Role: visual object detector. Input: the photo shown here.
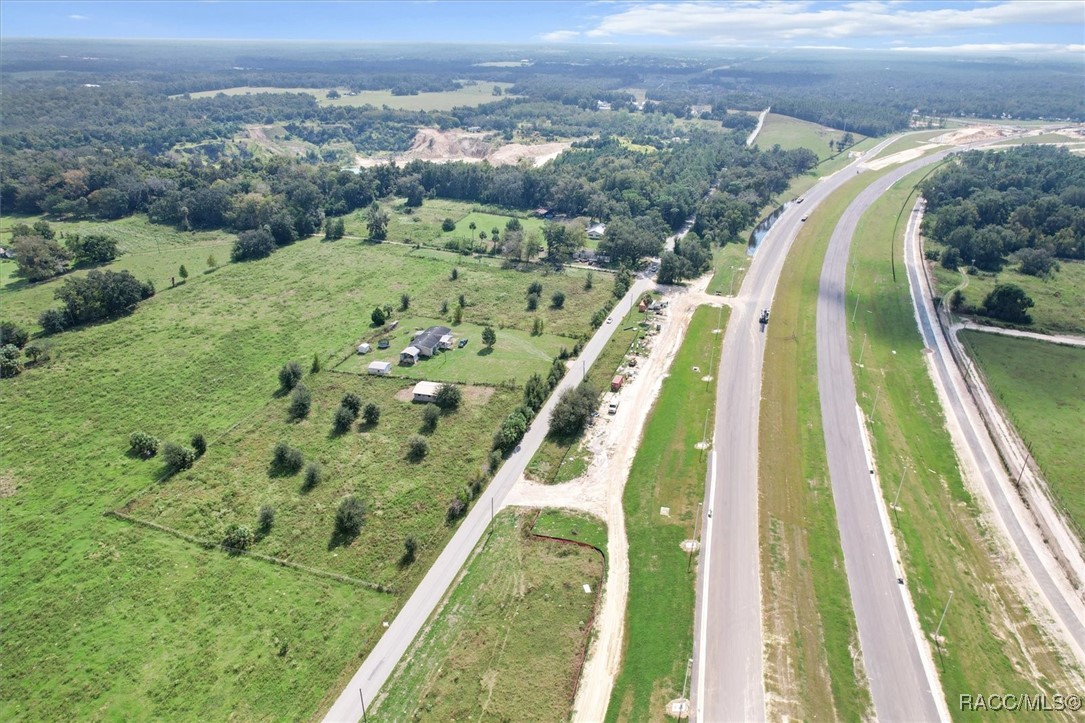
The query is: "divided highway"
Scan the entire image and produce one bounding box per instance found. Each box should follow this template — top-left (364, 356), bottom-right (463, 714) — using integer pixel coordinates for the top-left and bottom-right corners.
top-left (692, 137), bottom-right (900, 722)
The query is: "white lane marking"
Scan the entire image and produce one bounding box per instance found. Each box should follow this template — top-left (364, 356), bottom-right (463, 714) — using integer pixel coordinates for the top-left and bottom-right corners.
top-left (696, 451), bottom-right (717, 721)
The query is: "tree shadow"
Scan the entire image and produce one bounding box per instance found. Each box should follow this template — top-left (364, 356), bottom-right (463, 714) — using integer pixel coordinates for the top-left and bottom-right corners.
top-left (477, 347), bottom-right (494, 357)
top-left (327, 527), bottom-right (359, 551)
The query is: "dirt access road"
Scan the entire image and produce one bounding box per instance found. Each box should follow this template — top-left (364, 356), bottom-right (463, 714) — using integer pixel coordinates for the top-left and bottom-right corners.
top-left (505, 274), bottom-right (726, 722)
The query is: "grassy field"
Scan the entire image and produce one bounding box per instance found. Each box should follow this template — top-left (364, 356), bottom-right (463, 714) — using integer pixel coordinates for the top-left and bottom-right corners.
top-left (958, 331), bottom-right (1085, 540)
top-left (705, 241), bottom-right (750, 295)
top-left (350, 197), bottom-right (546, 251)
top-left (755, 113), bottom-right (867, 162)
top-left (126, 373), bottom-right (516, 585)
top-left (928, 253), bottom-right (1085, 335)
top-left (182, 80), bottom-right (514, 111)
top-left (532, 508), bottom-right (609, 558)
top-left (374, 508), bottom-right (603, 721)
top-left (759, 182), bottom-right (872, 719)
top-left (605, 305), bottom-right (723, 722)
top-left (848, 169), bottom-right (1084, 713)
top-left (526, 304), bottom-right (642, 483)
top-left (0, 219), bottom-right (607, 718)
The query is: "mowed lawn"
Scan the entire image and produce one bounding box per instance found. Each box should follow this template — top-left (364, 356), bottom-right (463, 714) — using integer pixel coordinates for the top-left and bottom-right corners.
top-left (755, 113), bottom-right (864, 162)
top-left (0, 228), bottom-right (606, 719)
top-left (606, 305), bottom-right (722, 722)
top-left (358, 197), bottom-right (545, 249)
top-left (959, 331), bottom-right (1085, 539)
top-left (375, 509), bottom-right (603, 721)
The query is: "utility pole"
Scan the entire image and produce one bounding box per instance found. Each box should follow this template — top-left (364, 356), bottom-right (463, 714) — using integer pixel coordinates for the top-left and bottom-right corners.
top-left (359, 689), bottom-right (368, 723)
top-left (892, 467), bottom-right (907, 510)
top-left (871, 384), bottom-right (882, 414)
top-left (851, 293), bottom-right (861, 323)
top-left (688, 502), bottom-right (702, 571)
top-left (1013, 440), bottom-right (1033, 490)
top-left (857, 333), bottom-right (868, 367)
top-left (934, 589), bottom-right (954, 662)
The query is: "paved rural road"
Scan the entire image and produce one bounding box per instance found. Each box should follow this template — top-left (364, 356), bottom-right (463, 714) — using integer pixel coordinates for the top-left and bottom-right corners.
top-left (906, 202), bottom-right (1085, 661)
top-left (815, 150), bottom-right (963, 721)
top-left (323, 276), bottom-right (653, 723)
top-left (693, 136), bottom-right (901, 723)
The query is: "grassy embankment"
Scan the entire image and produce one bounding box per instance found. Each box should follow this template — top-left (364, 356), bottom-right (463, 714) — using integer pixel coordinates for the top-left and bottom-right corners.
top-left (848, 169), bottom-right (1084, 713)
top-left (958, 331), bottom-right (1085, 541)
top-left (605, 305), bottom-right (724, 722)
top-left (0, 223), bottom-right (608, 720)
top-left (759, 175), bottom-right (875, 720)
top-left (928, 254), bottom-right (1085, 335)
top-left (754, 112), bottom-right (878, 198)
top-left (374, 509), bottom-right (604, 721)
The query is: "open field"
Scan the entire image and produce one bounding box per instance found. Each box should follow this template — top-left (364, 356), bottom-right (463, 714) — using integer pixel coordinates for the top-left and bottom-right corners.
top-left (126, 372), bottom-right (516, 584)
top-left (605, 305), bottom-right (722, 722)
top-left (532, 508), bottom-right (608, 558)
top-left (929, 253), bottom-right (1085, 335)
top-left (0, 225), bottom-right (606, 718)
top-left (374, 509), bottom-right (603, 721)
top-left (759, 186), bottom-right (871, 718)
top-left (1, 215), bottom-right (234, 329)
top-left (958, 331), bottom-right (1085, 540)
top-left (526, 304), bottom-right (641, 484)
top-left (350, 197), bottom-right (546, 250)
top-left (755, 113), bottom-right (867, 162)
top-left (848, 169), bottom-right (1083, 712)
top-left (182, 80), bottom-right (514, 111)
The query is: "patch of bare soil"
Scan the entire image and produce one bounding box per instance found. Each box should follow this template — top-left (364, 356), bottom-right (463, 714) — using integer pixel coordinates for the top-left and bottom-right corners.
top-left (0, 472), bottom-right (17, 498)
top-left (355, 128), bottom-right (572, 168)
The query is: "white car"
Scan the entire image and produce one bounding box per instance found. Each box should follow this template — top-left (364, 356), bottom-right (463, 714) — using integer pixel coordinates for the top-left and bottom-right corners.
top-left (606, 316), bottom-right (613, 324)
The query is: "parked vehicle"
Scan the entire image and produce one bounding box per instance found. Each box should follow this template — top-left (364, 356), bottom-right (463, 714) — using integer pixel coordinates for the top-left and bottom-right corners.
top-left (458, 338), bottom-right (469, 348)
top-left (608, 400), bottom-right (620, 414)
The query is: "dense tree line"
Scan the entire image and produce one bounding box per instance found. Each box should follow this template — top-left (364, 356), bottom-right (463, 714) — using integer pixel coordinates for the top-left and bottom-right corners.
top-left (921, 146), bottom-right (1085, 270)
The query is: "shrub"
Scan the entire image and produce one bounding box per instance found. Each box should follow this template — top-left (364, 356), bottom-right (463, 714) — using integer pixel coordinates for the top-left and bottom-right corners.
top-left (940, 246), bottom-right (962, 270)
top-left (289, 384), bottom-right (312, 419)
top-left (0, 321), bottom-right (29, 349)
top-left (982, 283), bottom-right (1034, 324)
top-left (0, 345), bottom-right (23, 379)
top-left (258, 505), bottom-right (275, 533)
top-left (362, 402), bottom-right (381, 425)
top-left (482, 326), bottom-right (496, 347)
top-left (440, 299), bottom-right (449, 315)
top-left (310, 353), bottom-right (321, 374)
top-left (222, 524), bottom-right (253, 552)
top-left (422, 405), bottom-right (440, 432)
top-left (407, 435), bottom-right (429, 461)
top-left (279, 361), bottom-right (304, 391)
top-left (400, 293), bottom-right (410, 311)
top-left (458, 293), bottom-right (466, 308)
top-left (450, 267), bottom-right (459, 280)
top-left (523, 373), bottom-right (549, 413)
top-left (590, 308), bottom-right (606, 328)
top-left (453, 305), bottom-right (463, 324)
top-left (231, 228), bottom-right (276, 262)
top-left (273, 441), bottom-right (304, 473)
top-left (401, 536), bottom-right (418, 565)
top-left (532, 317), bottom-right (544, 336)
top-left (434, 383), bottom-right (462, 410)
top-left (488, 449), bottom-right (504, 475)
top-left (335, 496), bottom-right (366, 536)
top-left (446, 498), bottom-right (468, 523)
top-left (38, 308), bottom-right (70, 335)
top-left (161, 442), bottom-right (197, 474)
top-left (528, 281), bottom-right (543, 296)
top-left (1017, 247), bottom-right (1059, 277)
top-left (341, 392), bottom-right (363, 414)
top-left (371, 306), bottom-right (387, 326)
top-left (23, 344), bottom-right (47, 365)
top-left (191, 433), bottom-right (207, 457)
top-left (304, 462), bottom-right (323, 490)
top-left (333, 404), bottom-right (357, 434)
top-left (442, 218), bottom-right (456, 232)
top-left (526, 292), bottom-right (539, 311)
top-left (493, 409), bottom-right (528, 452)
top-left (129, 431), bottom-right (159, 459)
top-left (551, 291), bottom-right (566, 309)
top-left (585, 272), bottom-right (593, 290)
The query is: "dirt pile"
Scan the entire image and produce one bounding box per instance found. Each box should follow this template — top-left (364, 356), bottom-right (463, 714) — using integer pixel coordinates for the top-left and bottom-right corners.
top-left (356, 128), bottom-right (572, 168)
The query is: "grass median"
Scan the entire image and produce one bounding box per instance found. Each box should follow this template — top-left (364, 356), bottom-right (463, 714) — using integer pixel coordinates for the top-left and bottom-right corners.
top-left (605, 305), bottom-right (724, 722)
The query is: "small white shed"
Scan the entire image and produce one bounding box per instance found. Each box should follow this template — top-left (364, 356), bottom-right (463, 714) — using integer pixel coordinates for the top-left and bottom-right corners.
top-left (412, 381), bottom-right (442, 403)
top-left (439, 334), bottom-right (455, 350)
top-left (400, 346), bottom-right (420, 365)
top-left (357, 342), bottom-right (372, 355)
top-left (368, 361), bottom-right (392, 376)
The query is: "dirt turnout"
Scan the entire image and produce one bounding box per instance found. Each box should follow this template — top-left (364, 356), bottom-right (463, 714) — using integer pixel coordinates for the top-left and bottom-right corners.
top-left (355, 127), bottom-right (571, 168)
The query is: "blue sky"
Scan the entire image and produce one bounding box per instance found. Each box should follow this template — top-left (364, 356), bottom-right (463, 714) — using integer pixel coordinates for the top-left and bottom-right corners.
top-left (2, 1), bottom-right (1082, 54)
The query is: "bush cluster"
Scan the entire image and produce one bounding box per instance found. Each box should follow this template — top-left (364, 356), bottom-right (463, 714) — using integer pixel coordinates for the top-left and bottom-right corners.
top-left (273, 441), bottom-right (304, 473)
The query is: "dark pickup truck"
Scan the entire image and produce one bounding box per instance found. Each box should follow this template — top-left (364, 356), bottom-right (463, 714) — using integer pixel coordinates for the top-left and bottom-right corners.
top-left (759, 309), bottom-right (770, 325)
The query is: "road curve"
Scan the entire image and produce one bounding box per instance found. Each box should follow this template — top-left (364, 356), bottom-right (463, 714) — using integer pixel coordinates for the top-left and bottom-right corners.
top-left (816, 150), bottom-right (959, 721)
top-left (693, 135), bottom-right (901, 722)
top-left (322, 276), bottom-right (653, 723)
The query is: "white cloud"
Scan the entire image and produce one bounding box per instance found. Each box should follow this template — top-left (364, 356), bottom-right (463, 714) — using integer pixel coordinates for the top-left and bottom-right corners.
top-left (891, 42), bottom-right (1085, 55)
top-left (68, 14), bottom-right (89, 20)
top-left (560, 1), bottom-right (1084, 46)
top-left (541, 29), bottom-right (582, 42)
